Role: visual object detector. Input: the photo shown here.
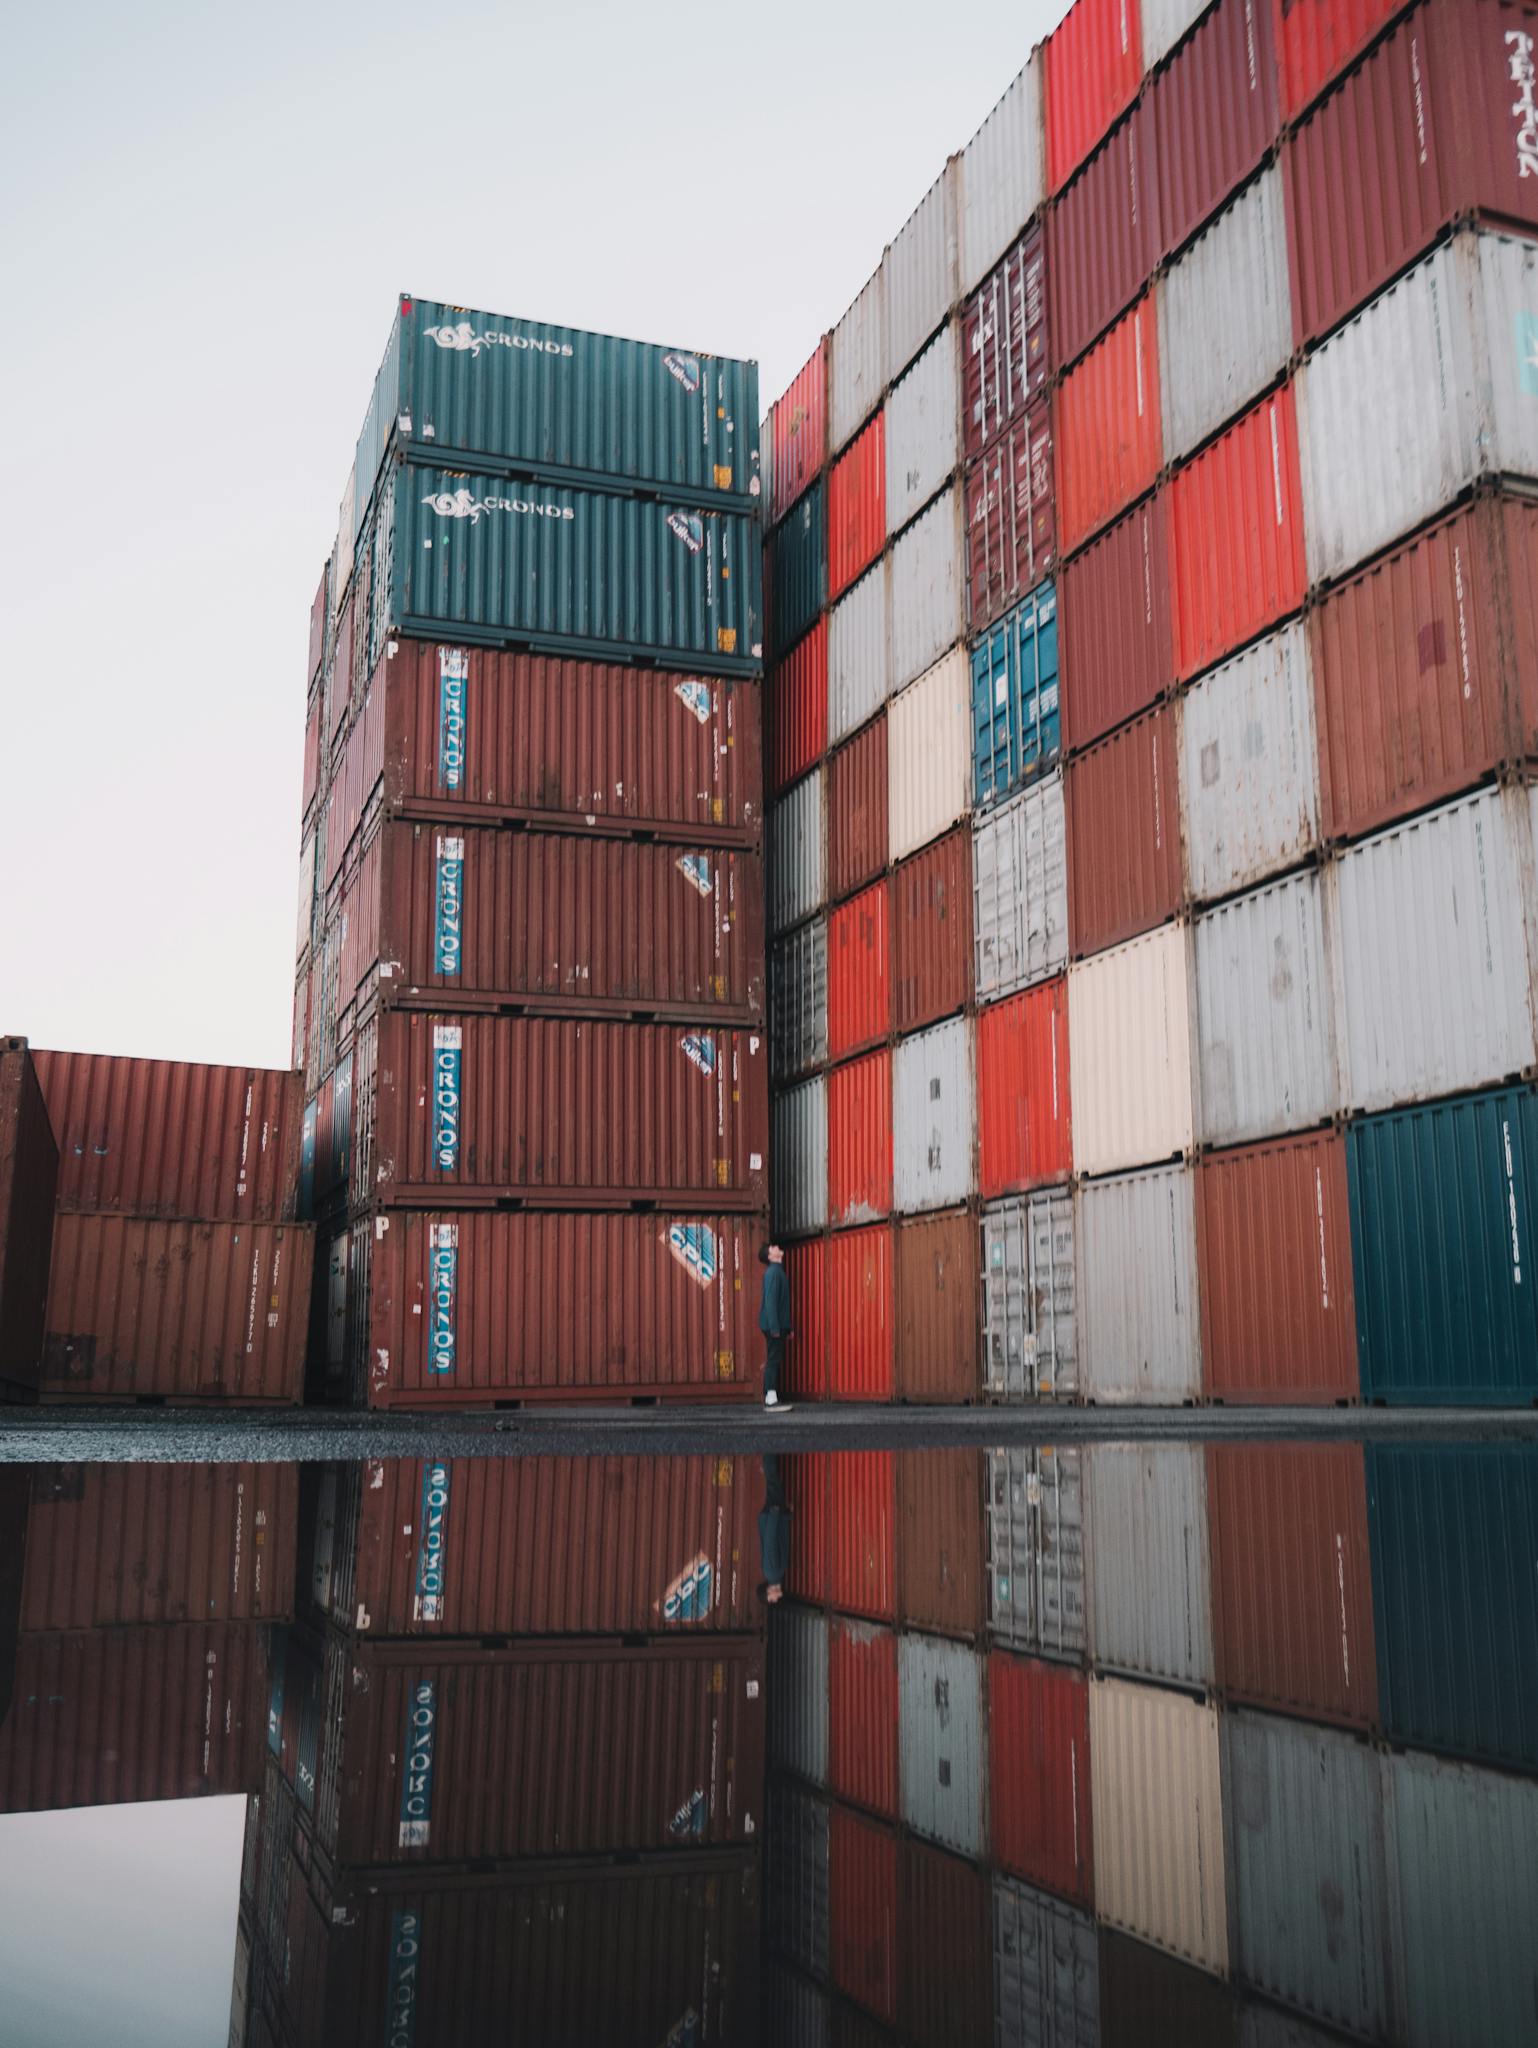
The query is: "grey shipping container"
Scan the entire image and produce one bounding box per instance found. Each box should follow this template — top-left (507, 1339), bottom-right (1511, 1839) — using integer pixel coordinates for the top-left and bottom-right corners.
top-left (772, 1078), bottom-right (829, 1239)
top-left (1087, 1443), bottom-right (1214, 1690)
top-left (828, 561), bottom-right (891, 746)
top-left (766, 1964), bottom-right (831, 2048)
top-left (769, 1603), bottom-right (829, 1789)
top-left (981, 1190), bottom-right (1077, 1401)
top-left (894, 1016), bottom-right (976, 1213)
top-left (891, 489), bottom-right (964, 694)
top-left (974, 774), bottom-right (1068, 1005)
top-left (766, 1780), bottom-right (830, 1982)
top-left (886, 323), bottom-right (960, 536)
top-left (993, 1875), bottom-right (1100, 2048)
top-left (770, 919), bottom-right (829, 1081)
top-left (898, 1631), bottom-right (987, 1858)
top-left (1078, 1164), bottom-right (1202, 1404)
top-left (767, 770), bottom-right (826, 937)
top-left (831, 268), bottom-right (887, 457)
top-left (987, 1446), bottom-right (1088, 1661)
top-left (884, 163), bottom-right (959, 387)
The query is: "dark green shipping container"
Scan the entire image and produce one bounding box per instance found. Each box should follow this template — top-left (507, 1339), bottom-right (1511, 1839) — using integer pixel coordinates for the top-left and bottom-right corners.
top-left (768, 479), bottom-right (826, 659)
top-left (1346, 1083), bottom-right (1538, 1404)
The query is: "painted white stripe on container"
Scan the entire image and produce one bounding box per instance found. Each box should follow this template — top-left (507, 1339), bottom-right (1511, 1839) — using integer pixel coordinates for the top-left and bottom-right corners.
top-left (1141, 0), bottom-right (1213, 68)
top-left (890, 489), bottom-right (964, 694)
top-left (828, 561), bottom-right (891, 747)
top-left (894, 1015), bottom-right (976, 1212)
top-left (960, 61), bottom-right (1045, 294)
top-left (1078, 1164), bottom-right (1202, 1403)
top-left (981, 1189), bottom-right (1078, 1402)
top-left (1067, 924), bottom-right (1195, 1177)
top-left (889, 649), bottom-right (972, 861)
top-left (898, 1631), bottom-right (986, 1857)
top-left (974, 773), bottom-right (1068, 1002)
top-left (766, 769), bottom-right (825, 936)
top-left (884, 161), bottom-right (960, 388)
top-left (886, 323), bottom-right (960, 537)
top-left (1088, 1443), bottom-right (1213, 1689)
top-left (769, 917), bottom-right (828, 1082)
top-left (772, 1077), bottom-right (828, 1237)
top-left (830, 266), bottom-right (888, 457)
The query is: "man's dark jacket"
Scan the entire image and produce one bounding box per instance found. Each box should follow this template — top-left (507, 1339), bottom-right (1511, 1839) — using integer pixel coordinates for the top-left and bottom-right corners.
top-left (759, 1262), bottom-right (792, 1337)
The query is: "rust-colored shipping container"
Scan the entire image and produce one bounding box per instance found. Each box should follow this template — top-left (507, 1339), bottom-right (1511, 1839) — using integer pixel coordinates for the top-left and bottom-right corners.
top-left (1056, 297), bottom-right (1163, 556)
top-left (20, 1463), bottom-right (297, 1629)
top-left (1196, 1130), bottom-right (1358, 1403)
top-left (976, 981), bottom-right (1073, 1199)
top-left (962, 227), bottom-right (1050, 461)
top-left (1152, 0), bottom-right (1281, 260)
top-left (827, 714), bottom-right (890, 904)
top-left (828, 1048), bottom-right (894, 1228)
top-left (307, 560), bottom-right (328, 685)
top-left (358, 1208), bottom-right (761, 1405)
top-left (366, 1011), bottom-right (768, 1209)
top-left (301, 686), bottom-right (323, 826)
top-left (1169, 382), bottom-right (1306, 684)
top-left (963, 403), bottom-right (1057, 632)
top-left (1284, 0), bottom-right (1538, 347)
top-left (1050, 105), bottom-right (1160, 374)
top-left (1045, 0), bottom-right (1144, 194)
top-left (0, 1038), bottom-right (57, 1396)
top-left (989, 1650), bottom-right (1094, 1907)
top-left (786, 1453), bottom-right (831, 1603)
top-left (826, 1224), bottom-right (895, 1400)
top-left (1207, 1442), bottom-right (1379, 1728)
top-left (34, 1051), bottom-right (304, 1225)
top-left (40, 1215), bottom-right (311, 1404)
top-left (1099, 1928), bottom-right (1238, 2047)
top-left (1278, 0), bottom-right (1404, 119)
top-left (829, 1615), bottom-right (901, 1819)
top-left (1065, 702), bottom-right (1182, 957)
top-left (894, 1209), bottom-right (979, 1402)
top-left (829, 1451), bottom-right (897, 1622)
top-left (769, 620), bottom-right (828, 798)
top-left (897, 1449), bottom-right (985, 1638)
top-left (827, 884), bottom-right (891, 1063)
top-left (829, 412), bottom-right (887, 601)
top-left (1311, 495), bottom-right (1538, 843)
top-left (830, 1804), bottom-right (900, 2026)
top-left (1059, 493), bottom-right (1175, 751)
top-left (891, 828), bottom-right (973, 1036)
top-left (770, 339), bottom-right (830, 524)
top-left (0, 1622), bottom-right (263, 1811)
top-left (900, 1839), bottom-right (993, 2048)
top-left (785, 1236), bottom-right (828, 1399)
top-left (328, 590), bottom-right (356, 751)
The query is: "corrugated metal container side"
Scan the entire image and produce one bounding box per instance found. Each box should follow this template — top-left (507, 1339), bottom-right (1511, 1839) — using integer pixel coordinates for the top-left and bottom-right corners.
top-left (963, 228), bottom-right (1050, 460)
top-left (828, 1049), bottom-right (894, 1228)
top-left (831, 268), bottom-right (889, 458)
top-left (770, 1788), bottom-right (832, 1984)
top-left (1224, 1712), bottom-right (1391, 2044)
top-left (884, 162), bottom-right (959, 387)
top-left (1208, 1444), bottom-right (1377, 1726)
top-left (1179, 619), bottom-right (1319, 900)
top-left (829, 1615), bottom-right (900, 1819)
top-left (770, 1603), bottom-right (831, 1788)
top-left (994, 1877), bottom-right (1100, 2048)
top-left (829, 561), bottom-right (891, 748)
top-left (770, 619), bottom-right (829, 797)
top-left (894, 1210), bottom-right (979, 1402)
top-left (1088, 1443), bottom-right (1213, 1686)
top-left (1059, 494), bottom-right (1174, 751)
top-left (786, 1453), bottom-right (831, 1604)
top-left (981, 1191), bottom-right (1079, 1401)
top-left (1049, 106), bottom-right (1159, 374)
top-left (987, 1446), bottom-right (1087, 1656)
top-left (975, 775), bottom-right (1068, 1004)
top-left (894, 1016), bottom-right (976, 1214)
top-left (826, 1224), bottom-right (895, 1401)
top-left (1045, 0), bottom-right (1143, 194)
top-left (786, 1236), bottom-right (828, 1398)
top-left (963, 402), bottom-right (1057, 631)
top-left (1196, 1129), bottom-right (1359, 1403)
top-left (829, 1805), bottom-right (900, 2025)
top-left (1278, 0), bottom-right (1403, 119)
top-left (771, 917), bottom-right (829, 1082)
top-left (897, 1632), bottom-right (986, 1857)
top-left (989, 1652), bottom-right (1094, 1906)
top-left (1348, 1084), bottom-right (1538, 1404)
top-left (0, 1039), bottom-right (57, 1395)
top-left (828, 412), bottom-right (887, 602)
top-left (1299, 232), bottom-right (1538, 588)
top-left (1384, 1748), bottom-right (1538, 2048)
top-left (1098, 1930), bottom-right (1239, 2048)
top-left (41, 1216), bottom-right (310, 1405)
top-left (1067, 924), bottom-right (1195, 1177)
top-left (1170, 384), bottom-right (1307, 685)
top-left (891, 489), bottom-right (964, 693)
top-left (770, 339), bottom-right (830, 525)
top-left (887, 324), bottom-right (958, 538)
top-left (768, 767), bottom-right (826, 937)
top-left (1285, 0), bottom-right (1538, 349)
top-left (891, 827), bottom-right (973, 1036)
top-left (901, 1839), bottom-right (994, 2048)
top-left (1079, 1162), bottom-right (1202, 1403)
top-left (307, 556), bottom-right (331, 683)
top-left (1238, 2008), bottom-right (1352, 2048)
top-left (775, 1079), bottom-right (830, 1238)
top-left (827, 714), bottom-right (890, 905)
top-left (1055, 296), bottom-right (1163, 556)
top-left (971, 582), bottom-right (1061, 810)
top-left (1088, 1677), bottom-right (1229, 1974)
top-left (976, 979), bottom-right (1073, 1199)
top-left (1152, 0), bottom-right (1280, 260)
top-left (898, 1448), bottom-right (986, 1637)
top-left (1065, 702), bottom-right (1182, 958)
top-left (1329, 785), bottom-right (1538, 1116)
top-left (1192, 870), bottom-right (1338, 1147)
top-left (1369, 1446), bottom-right (1538, 1768)
top-left (767, 1964), bottom-right (832, 2048)
top-left (1311, 496), bottom-right (1538, 843)
top-left (889, 649), bottom-right (972, 861)
top-left (769, 480), bottom-right (827, 659)
top-left (1142, 0), bottom-right (1212, 67)
top-left (827, 884), bottom-right (891, 1063)
top-left (960, 62), bottom-right (1046, 294)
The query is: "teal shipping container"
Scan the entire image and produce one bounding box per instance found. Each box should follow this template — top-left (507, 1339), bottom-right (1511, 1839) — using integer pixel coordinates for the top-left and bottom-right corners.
top-left (1346, 1084), bottom-right (1538, 1404)
top-left (971, 581), bottom-right (1059, 811)
top-left (768, 479), bottom-right (826, 659)
top-left (350, 295), bottom-right (759, 523)
top-left (1367, 1446), bottom-right (1538, 1771)
top-left (357, 460), bottom-right (762, 678)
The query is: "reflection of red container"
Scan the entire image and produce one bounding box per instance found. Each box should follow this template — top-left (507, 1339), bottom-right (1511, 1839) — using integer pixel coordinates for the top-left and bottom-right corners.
top-left (895, 1210), bottom-right (979, 1402)
top-left (827, 714), bottom-right (889, 903)
top-left (962, 227), bottom-right (1050, 460)
top-left (891, 828), bottom-right (973, 1036)
top-left (769, 620), bottom-right (828, 797)
top-left (976, 982), bottom-right (1072, 1199)
top-left (829, 1615), bottom-right (900, 1818)
top-left (1065, 702), bottom-right (1182, 957)
top-left (963, 404), bottom-right (1057, 632)
top-left (769, 339), bottom-right (829, 524)
top-left (828, 883), bottom-right (891, 1062)
top-left (1056, 298), bottom-right (1162, 556)
top-left (829, 412), bottom-right (887, 600)
top-left (827, 1224), bottom-right (895, 1399)
top-left (828, 1049), bottom-right (894, 1227)
top-left (1060, 493), bottom-right (1174, 751)
top-left (902, 1840), bottom-right (993, 2048)
top-left (1045, 0), bottom-right (1143, 195)
top-left (829, 1450), bottom-right (896, 1621)
top-left (988, 1649), bottom-right (1094, 1906)
top-left (1050, 107), bottom-right (1159, 372)
top-left (898, 1449), bottom-right (985, 1638)
top-left (786, 1453), bottom-right (831, 1602)
top-left (1151, 0), bottom-right (1280, 260)
top-left (785, 1236), bottom-right (828, 1399)
top-left (830, 1805), bottom-right (900, 2026)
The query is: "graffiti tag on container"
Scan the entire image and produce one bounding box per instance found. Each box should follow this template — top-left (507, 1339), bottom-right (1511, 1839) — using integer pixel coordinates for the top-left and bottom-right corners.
top-left (669, 1788), bottom-right (708, 1837)
top-left (680, 1033), bottom-right (716, 1077)
top-left (675, 852), bottom-right (714, 899)
top-left (662, 1552), bottom-right (714, 1624)
top-left (667, 510), bottom-right (705, 554)
top-left (666, 1222), bottom-right (718, 1289)
top-left (663, 351), bottom-right (702, 393)
top-left (674, 677), bottom-right (713, 725)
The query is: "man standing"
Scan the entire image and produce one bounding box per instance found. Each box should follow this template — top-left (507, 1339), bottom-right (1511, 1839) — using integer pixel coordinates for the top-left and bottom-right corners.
top-left (758, 1242), bottom-right (792, 1409)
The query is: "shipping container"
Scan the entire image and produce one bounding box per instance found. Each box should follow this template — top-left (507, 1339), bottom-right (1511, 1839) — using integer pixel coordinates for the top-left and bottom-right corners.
top-left (768, 1963), bottom-right (833, 2048)
top-left (960, 62), bottom-right (1046, 295)
top-left (786, 1454), bottom-right (831, 1605)
top-left (786, 1237), bottom-right (828, 1398)
top-left (888, 650), bottom-right (972, 862)
top-left (828, 1050), bottom-right (893, 1228)
top-left (894, 1210), bottom-right (979, 1401)
top-left (770, 339), bottom-right (830, 525)
top-left (1059, 494), bottom-right (1174, 751)
top-left (831, 269), bottom-right (888, 458)
top-left (1152, 0), bottom-right (1280, 260)
top-left (768, 767), bottom-right (826, 936)
top-left (829, 561), bottom-right (891, 748)
top-left (307, 556), bottom-right (331, 684)
top-left (993, 1878), bottom-right (1100, 2048)
top-left (775, 1079), bottom-right (829, 1239)
top-left (827, 885), bottom-right (891, 1062)
top-left (891, 489), bottom-right (964, 693)
top-left (1278, 0), bottom-right (1404, 119)
top-left (981, 1192), bottom-right (1078, 1401)
top-left (891, 827), bottom-right (972, 1035)
top-left (1196, 1129), bottom-right (1360, 1403)
top-left (974, 775), bottom-right (1068, 1005)
top-left (829, 1616), bottom-right (900, 1820)
top-left (894, 1017), bottom-right (975, 1213)
top-left (0, 1038), bottom-right (56, 1396)
top-left (1065, 702), bottom-right (1182, 958)
top-left (829, 1805), bottom-right (900, 2025)
top-left (962, 227), bottom-right (1050, 460)
top-left (1142, 0), bottom-right (1212, 68)
top-left (1045, 0), bottom-right (1143, 194)
top-left (829, 1451), bottom-right (897, 1622)
top-left (989, 1653), bottom-right (1094, 1906)
top-left (1089, 1677), bottom-right (1229, 1973)
top-left (977, 980), bottom-right (1073, 1199)
top-left (1099, 1929), bottom-right (1239, 2048)
top-left (963, 402), bottom-right (1057, 630)
top-left (898, 1449), bottom-right (985, 1636)
top-left (1079, 1162), bottom-right (1202, 1403)
top-left (1067, 923), bottom-right (1195, 1177)
top-left (829, 413), bottom-right (887, 602)
top-left (770, 1781), bottom-right (831, 1980)
top-left (826, 1225), bottom-right (895, 1400)
top-left (1050, 107), bottom-right (1159, 374)
top-left (898, 1633), bottom-right (986, 1856)
top-left (901, 1839), bottom-right (993, 2048)
top-left (1056, 296), bottom-right (1162, 555)
top-left (771, 917), bottom-right (829, 1082)
top-left (1088, 1443), bottom-right (1213, 1686)
top-left (769, 480), bottom-right (826, 661)
top-left (771, 620), bottom-right (829, 797)
top-left (887, 325), bottom-right (958, 537)
top-left (972, 582), bottom-right (1061, 810)
top-left (884, 163), bottom-right (959, 387)
top-left (827, 715), bottom-right (890, 903)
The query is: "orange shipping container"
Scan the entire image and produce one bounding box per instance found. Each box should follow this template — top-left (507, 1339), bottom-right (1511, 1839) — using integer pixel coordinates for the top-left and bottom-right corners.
top-left (1065, 702), bottom-right (1183, 958)
top-left (976, 981), bottom-right (1073, 1199)
top-left (1045, 0), bottom-right (1144, 194)
top-left (829, 1450), bottom-right (897, 1621)
top-left (829, 1615), bottom-right (901, 1819)
top-left (769, 619), bottom-right (829, 797)
top-left (829, 412), bottom-right (887, 601)
top-left (785, 1236), bottom-right (828, 1399)
top-left (769, 339), bottom-right (830, 524)
top-left (827, 883), bottom-right (891, 1062)
top-left (1056, 297), bottom-right (1162, 556)
top-left (828, 1048), bottom-right (894, 1227)
top-left (898, 1449), bottom-right (985, 1638)
top-left (894, 1209), bottom-right (979, 1403)
top-left (891, 827), bottom-right (973, 1035)
top-left (827, 1224), bottom-right (895, 1399)
top-left (827, 713), bottom-right (890, 903)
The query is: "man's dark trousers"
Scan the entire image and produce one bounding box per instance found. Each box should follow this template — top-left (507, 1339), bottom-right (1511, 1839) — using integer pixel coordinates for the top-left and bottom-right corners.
top-left (763, 1333), bottom-right (785, 1399)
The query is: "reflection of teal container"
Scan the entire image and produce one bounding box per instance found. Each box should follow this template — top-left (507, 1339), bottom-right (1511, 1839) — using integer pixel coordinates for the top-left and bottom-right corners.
top-left (768, 478), bottom-right (826, 658)
top-left (971, 582), bottom-right (1059, 810)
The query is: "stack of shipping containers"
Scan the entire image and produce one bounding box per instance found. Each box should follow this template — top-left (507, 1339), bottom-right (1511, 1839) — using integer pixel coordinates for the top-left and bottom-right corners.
top-left (0, 1037), bottom-right (58, 1400)
top-left (293, 296), bottom-right (768, 1408)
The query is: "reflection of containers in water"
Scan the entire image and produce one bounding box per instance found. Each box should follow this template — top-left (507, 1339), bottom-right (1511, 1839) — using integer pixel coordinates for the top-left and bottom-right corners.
top-left (767, 1780), bottom-right (830, 1981)
top-left (898, 1448), bottom-right (986, 1640)
top-left (0, 1037), bottom-right (57, 1396)
top-left (785, 1453), bottom-right (831, 1606)
top-left (826, 1223), bottom-right (895, 1401)
top-left (1079, 1163), bottom-right (1202, 1405)
top-left (993, 1877), bottom-right (1100, 2047)
top-left (902, 1837), bottom-right (994, 2048)
top-left (973, 772), bottom-right (1068, 1006)
top-left (981, 1189), bottom-right (1077, 1401)
top-left (1087, 1443), bottom-right (1213, 1690)
top-left (829, 1804), bottom-right (900, 2026)
top-left (898, 1632), bottom-right (987, 1858)
top-left (988, 1650), bottom-right (1094, 1907)
top-left (971, 581), bottom-right (1061, 811)
top-left (977, 980), bottom-right (1073, 1200)
top-left (829, 1614), bottom-right (900, 1821)
top-left (986, 1446), bottom-right (1087, 1660)
top-left (894, 1017), bottom-right (976, 1214)
top-left (894, 1209), bottom-right (979, 1403)
top-left (768, 1602), bottom-right (829, 1787)
top-left (828, 1450), bottom-right (897, 1623)
top-left (891, 825), bottom-right (973, 1036)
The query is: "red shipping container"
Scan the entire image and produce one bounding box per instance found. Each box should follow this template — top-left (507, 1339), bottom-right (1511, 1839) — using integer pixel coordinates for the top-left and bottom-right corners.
top-left (1100, 1930), bottom-right (1238, 2046)
top-left (976, 981), bottom-right (1072, 1199)
top-left (1056, 297), bottom-right (1162, 557)
top-left (769, 338), bottom-right (830, 525)
top-left (829, 1616), bottom-right (901, 1818)
top-left (786, 1452), bottom-right (831, 1603)
top-left (829, 1450), bottom-right (897, 1621)
top-left (827, 883), bottom-right (891, 1061)
top-left (1060, 492), bottom-right (1175, 751)
top-left (1169, 382), bottom-right (1306, 684)
top-left (770, 619), bottom-right (829, 797)
top-left (1285, 0), bottom-right (1538, 344)
top-left (897, 1449), bottom-right (985, 1637)
top-left (827, 714), bottom-right (890, 903)
top-left (891, 829), bottom-right (973, 1035)
top-left (1312, 496), bottom-right (1538, 842)
top-left (0, 1038), bottom-right (57, 1397)
top-left (900, 1840), bottom-right (993, 2048)
top-left (1050, 105), bottom-right (1160, 374)
top-left (830, 1805), bottom-right (900, 2025)
top-left (1045, 0), bottom-right (1145, 194)
top-left (328, 591), bottom-right (355, 748)
top-left (827, 1224), bottom-right (895, 1399)
top-left (1279, 0), bottom-right (1404, 118)
top-left (1196, 1130), bottom-right (1359, 1403)
top-left (829, 412), bottom-right (887, 601)
top-left (301, 689), bottom-right (323, 824)
top-left (1207, 1442), bottom-right (1379, 1728)
top-left (963, 226), bottom-right (1051, 460)
top-left (894, 1209), bottom-right (979, 1403)
top-left (828, 1048), bottom-right (894, 1227)
top-left (785, 1235), bottom-right (828, 1398)
top-left (963, 403), bottom-right (1058, 632)
top-left (41, 1214), bottom-right (311, 1405)
top-left (1065, 701), bottom-right (1183, 957)
top-left (1152, 0), bottom-right (1281, 260)
top-left (988, 1650), bottom-right (1094, 1906)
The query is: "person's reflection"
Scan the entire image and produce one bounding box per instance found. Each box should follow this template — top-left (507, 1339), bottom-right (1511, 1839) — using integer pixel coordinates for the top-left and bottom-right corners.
top-left (758, 1453), bottom-right (791, 1605)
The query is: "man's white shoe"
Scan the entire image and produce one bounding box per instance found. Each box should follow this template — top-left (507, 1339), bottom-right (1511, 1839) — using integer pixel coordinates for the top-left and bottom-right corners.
top-left (764, 1390), bottom-right (779, 1407)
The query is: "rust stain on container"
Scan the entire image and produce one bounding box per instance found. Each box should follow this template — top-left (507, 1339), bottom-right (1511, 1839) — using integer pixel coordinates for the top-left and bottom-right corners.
top-left (1065, 701), bottom-right (1183, 958)
top-left (0, 1038), bottom-right (57, 1396)
top-left (898, 1448), bottom-right (986, 1637)
top-left (828, 1048), bottom-right (894, 1228)
top-left (891, 827), bottom-right (974, 1036)
top-left (827, 713), bottom-right (890, 904)
top-left (829, 1615), bottom-right (900, 1819)
top-left (1050, 105), bottom-right (1160, 373)
top-left (1060, 493), bottom-right (1174, 752)
top-left (826, 1224), bottom-right (895, 1400)
top-left (827, 883), bottom-right (891, 1062)
top-left (895, 1209), bottom-right (979, 1402)
top-left (1151, 0), bottom-right (1281, 260)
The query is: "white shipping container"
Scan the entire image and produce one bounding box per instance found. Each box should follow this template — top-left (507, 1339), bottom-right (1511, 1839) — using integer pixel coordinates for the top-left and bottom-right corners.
top-left (981, 1189), bottom-right (1077, 1401)
top-left (296, 827), bottom-right (317, 961)
top-left (886, 323), bottom-right (959, 537)
top-left (959, 60), bottom-right (1045, 294)
top-left (1193, 869), bottom-right (1339, 1147)
top-left (1141, 0), bottom-right (1212, 68)
top-left (1068, 925), bottom-right (1196, 1177)
top-left (828, 562), bottom-right (891, 746)
top-left (1088, 1443), bottom-right (1213, 1689)
top-left (974, 773), bottom-right (1068, 1002)
top-left (1179, 618), bottom-right (1319, 900)
top-left (1299, 230), bottom-right (1538, 586)
top-left (769, 917), bottom-right (829, 1083)
top-left (890, 489), bottom-right (963, 693)
top-left (766, 769), bottom-right (825, 936)
top-left (830, 266), bottom-right (888, 457)
top-left (898, 1632), bottom-right (986, 1858)
top-left (772, 1078), bottom-right (828, 1237)
top-left (1328, 783), bottom-right (1538, 1115)
top-left (1089, 1676), bottom-right (1228, 1975)
top-left (884, 161), bottom-right (959, 388)
top-left (894, 1015), bottom-right (975, 1212)
top-left (1078, 1164), bottom-right (1202, 1403)
top-left (889, 649), bottom-right (972, 861)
